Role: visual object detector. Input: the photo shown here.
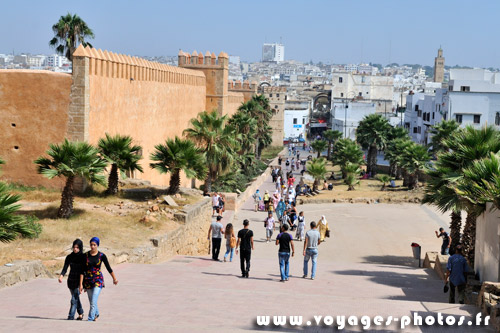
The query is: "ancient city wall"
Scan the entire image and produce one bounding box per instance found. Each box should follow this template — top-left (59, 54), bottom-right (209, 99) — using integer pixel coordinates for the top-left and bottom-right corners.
top-left (69, 46), bottom-right (207, 187)
top-left (0, 70), bottom-right (71, 188)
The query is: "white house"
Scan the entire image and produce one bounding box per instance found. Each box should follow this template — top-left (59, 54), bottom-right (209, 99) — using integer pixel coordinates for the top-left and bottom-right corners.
top-left (331, 100), bottom-right (376, 140)
top-left (284, 100), bottom-right (309, 140)
top-left (405, 69), bottom-right (500, 145)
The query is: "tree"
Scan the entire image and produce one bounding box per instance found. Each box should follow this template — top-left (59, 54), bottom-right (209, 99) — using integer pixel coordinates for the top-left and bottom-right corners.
top-left (98, 133), bottom-right (143, 195)
top-left (356, 114), bottom-right (391, 177)
top-left (184, 110), bottom-right (239, 192)
top-left (399, 142), bottom-right (430, 190)
top-left (429, 120), bottom-right (460, 155)
top-left (306, 158), bottom-right (328, 191)
top-left (238, 97), bottom-right (273, 159)
top-left (227, 111), bottom-right (258, 156)
top-left (424, 125), bottom-right (500, 265)
top-left (323, 129), bottom-right (342, 160)
top-left (385, 138), bottom-right (412, 180)
top-left (311, 140), bottom-right (328, 158)
top-left (344, 162), bottom-right (361, 191)
top-left (332, 139), bottom-right (364, 179)
top-left (0, 159), bottom-right (33, 242)
top-left (386, 127), bottom-right (410, 178)
top-left (35, 140), bottom-right (107, 218)
top-left (377, 175), bottom-right (392, 191)
top-left (49, 13), bottom-right (94, 62)
top-left (0, 182), bottom-right (34, 242)
top-left (150, 137), bottom-right (207, 195)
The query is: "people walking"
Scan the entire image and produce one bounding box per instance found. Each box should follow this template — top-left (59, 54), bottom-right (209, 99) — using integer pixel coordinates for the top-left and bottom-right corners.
top-left (236, 219), bottom-right (254, 278)
top-left (253, 189), bottom-right (262, 212)
top-left (278, 156), bottom-right (282, 165)
top-left (444, 245), bottom-right (469, 304)
top-left (208, 215), bottom-right (224, 261)
top-left (296, 211), bottom-right (305, 241)
top-left (317, 215), bottom-right (330, 242)
top-left (276, 224), bottom-right (295, 282)
top-left (218, 192), bottom-right (225, 216)
top-left (79, 237), bottom-right (118, 322)
top-left (435, 227), bottom-right (451, 255)
top-left (303, 222), bottom-right (321, 280)
top-left (224, 223), bottom-right (236, 262)
top-left (212, 192), bottom-right (220, 216)
top-left (265, 212), bottom-right (275, 243)
top-left (59, 239), bottom-right (85, 320)
top-left (263, 190), bottom-right (270, 211)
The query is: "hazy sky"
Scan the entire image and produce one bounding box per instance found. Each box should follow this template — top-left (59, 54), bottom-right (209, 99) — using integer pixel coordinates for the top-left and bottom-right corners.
top-left (1, 0), bottom-right (498, 67)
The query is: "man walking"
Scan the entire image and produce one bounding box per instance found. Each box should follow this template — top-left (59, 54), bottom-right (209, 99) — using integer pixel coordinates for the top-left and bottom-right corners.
top-left (253, 189), bottom-right (262, 212)
top-left (435, 227), bottom-right (451, 255)
top-left (303, 221), bottom-right (321, 280)
top-left (236, 219), bottom-right (254, 278)
top-left (211, 192), bottom-right (220, 216)
top-left (275, 224), bottom-right (294, 282)
top-left (445, 245), bottom-right (469, 304)
top-left (265, 212), bottom-right (275, 243)
top-left (207, 216), bottom-right (224, 261)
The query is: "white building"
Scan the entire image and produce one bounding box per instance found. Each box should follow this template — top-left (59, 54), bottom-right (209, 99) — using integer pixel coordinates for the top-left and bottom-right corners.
top-left (262, 43), bottom-right (285, 63)
top-left (405, 68), bottom-right (500, 145)
top-left (45, 54), bottom-right (65, 67)
top-left (331, 100), bottom-right (376, 140)
top-left (284, 100), bottom-right (309, 140)
top-left (28, 55), bottom-right (46, 67)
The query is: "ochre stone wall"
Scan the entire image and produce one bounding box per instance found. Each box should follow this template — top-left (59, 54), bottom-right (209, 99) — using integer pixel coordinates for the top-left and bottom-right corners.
top-left (0, 70), bottom-right (71, 188)
top-left (227, 91), bottom-right (244, 118)
top-left (70, 46), bottom-right (207, 187)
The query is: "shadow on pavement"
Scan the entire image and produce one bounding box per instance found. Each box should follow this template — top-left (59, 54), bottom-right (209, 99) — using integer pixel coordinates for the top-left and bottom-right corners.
top-left (202, 272), bottom-right (274, 281)
top-left (16, 316), bottom-right (67, 321)
top-left (362, 255), bottom-right (422, 267)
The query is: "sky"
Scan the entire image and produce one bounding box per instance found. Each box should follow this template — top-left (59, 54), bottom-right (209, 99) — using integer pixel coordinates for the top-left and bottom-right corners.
top-left (0, 0), bottom-right (498, 67)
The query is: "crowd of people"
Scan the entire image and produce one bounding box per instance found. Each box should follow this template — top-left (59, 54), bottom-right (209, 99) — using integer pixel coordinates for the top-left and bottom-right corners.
top-left (207, 143), bottom-right (331, 282)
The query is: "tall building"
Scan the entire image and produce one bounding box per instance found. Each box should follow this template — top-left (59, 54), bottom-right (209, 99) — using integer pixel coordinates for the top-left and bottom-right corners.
top-left (433, 47), bottom-right (445, 83)
top-left (262, 43), bottom-right (285, 63)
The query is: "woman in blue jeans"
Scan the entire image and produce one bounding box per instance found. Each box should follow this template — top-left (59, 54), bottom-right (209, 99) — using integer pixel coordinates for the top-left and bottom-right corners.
top-left (224, 223), bottom-right (235, 262)
top-left (79, 237), bottom-right (118, 321)
top-left (59, 239), bottom-right (85, 320)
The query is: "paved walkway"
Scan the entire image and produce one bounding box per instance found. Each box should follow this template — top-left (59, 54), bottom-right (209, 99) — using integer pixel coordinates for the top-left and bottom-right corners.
top-left (0, 148), bottom-right (492, 331)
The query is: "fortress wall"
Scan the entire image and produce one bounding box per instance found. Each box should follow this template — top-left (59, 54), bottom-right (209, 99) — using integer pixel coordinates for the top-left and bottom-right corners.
top-left (70, 46), bottom-right (207, 187)
top-left (227, 91), bottom-right (245, 118)
top-left (0, 70), bottom-right (71, 188)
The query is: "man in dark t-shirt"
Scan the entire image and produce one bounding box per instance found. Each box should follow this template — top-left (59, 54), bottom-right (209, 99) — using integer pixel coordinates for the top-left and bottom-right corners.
top-left (236, 219), bottom-right (254, 278)
top-left (275, 224), bottom-right (294, 282)
top-left (435, 227), bottom-right (451, 255)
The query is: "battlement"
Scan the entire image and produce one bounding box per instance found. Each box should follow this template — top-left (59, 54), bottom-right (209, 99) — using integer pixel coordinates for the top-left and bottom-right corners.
top-left (261, 86), bottom-right (287, 93)
top-left (72, 44), bottom-right (205, 86)
top-left (178, 50), bottom-right (228, 68)
top-left (228, 80), bottom-right (258, 91)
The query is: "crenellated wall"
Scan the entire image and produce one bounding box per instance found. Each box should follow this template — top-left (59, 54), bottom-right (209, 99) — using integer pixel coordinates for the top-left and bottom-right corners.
top-left (69, 45), bottom-right (207, 187)
top-left (228, 80), bottom-right (258, 103)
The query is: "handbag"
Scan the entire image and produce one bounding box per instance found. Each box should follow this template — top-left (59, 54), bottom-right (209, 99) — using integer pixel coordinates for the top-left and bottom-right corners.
top-left (230, 236), bottom-right (236, 249)
top-left (325, 229), bottom-right (330, 238)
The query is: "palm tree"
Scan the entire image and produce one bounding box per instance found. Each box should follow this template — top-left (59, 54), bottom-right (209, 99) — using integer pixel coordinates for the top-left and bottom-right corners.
top-left (429, 120), bottom-right (459, 155)
top-left (49, 13), bottom-right (94, 62)
top-left (385, 138), bottom-right (412, 180)
top-left (386, 127), bottom-right (410, 177)
top-left (356, 114), bottom-right (391, 177)
top-left (377, 175), bottom-right (392, 191)
top-left (311, 140), bottom-right (328, 158)
top-left (344, 162), bottom-right (361, 191)
top-left (458, 153), bottom-right (500, 210)
top-left (238, 99), bottom-right (273, 159)
top-left (399, 142), bottom-right (430, 190)
top-left (424, 125), bottom-right (500, 265)
top-left (228, 111), bottom-right (258, 155)
top-left (323, 130), bottom-right (342, 160)
top-left (98, 134), bottom-right (143, 195)
top-left (332, 138), bottom-right (364, 179)
top-left (0, 182), bottom-right (34, 242)
top-left (306, 158), bottom-right (328, 191)
top-left (150, 137), bottom-right (207, 195)
top-left (184, 110), bottom-right (239, 192)
top-left (35, 140), bottom-right (107, 218)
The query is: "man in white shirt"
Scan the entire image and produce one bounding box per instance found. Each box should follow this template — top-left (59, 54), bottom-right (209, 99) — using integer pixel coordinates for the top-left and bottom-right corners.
top-left (208, 216), bottom-right (224, 261)
top-left (212, 193), bottom-right (220, 216)
top-left (265, 212), bottom-right (275, 243)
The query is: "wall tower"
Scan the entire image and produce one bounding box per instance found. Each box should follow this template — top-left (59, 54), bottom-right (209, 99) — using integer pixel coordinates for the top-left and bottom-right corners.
top-left (434, 47), bottom-right (445, 83)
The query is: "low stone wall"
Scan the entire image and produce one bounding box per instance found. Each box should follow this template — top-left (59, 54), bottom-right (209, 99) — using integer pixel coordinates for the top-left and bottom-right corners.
top-left (0, 260), bottom-right (50, 289)
top-left (235, 148), bottom-right (286, 211)
top-left (107, 198), bottom-right (212, 265)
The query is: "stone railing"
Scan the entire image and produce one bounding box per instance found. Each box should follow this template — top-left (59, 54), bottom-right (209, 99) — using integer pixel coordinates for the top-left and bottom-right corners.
top-left (0, 260), bottom-right (50, 289)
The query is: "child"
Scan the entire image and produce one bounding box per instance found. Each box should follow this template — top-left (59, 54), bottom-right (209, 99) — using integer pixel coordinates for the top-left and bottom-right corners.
top-left (296, 212), bottom-right (305, 241)
top-left (59, 239), bottom-right (85, 320)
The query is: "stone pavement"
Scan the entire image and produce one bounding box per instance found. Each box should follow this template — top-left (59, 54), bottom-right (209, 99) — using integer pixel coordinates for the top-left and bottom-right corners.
top-left (0, 148), bottom-right (493, 331)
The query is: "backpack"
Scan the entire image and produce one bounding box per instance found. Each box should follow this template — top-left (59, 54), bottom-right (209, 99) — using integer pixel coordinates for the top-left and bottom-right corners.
top-left (230, 236), bottom-right (236, 248)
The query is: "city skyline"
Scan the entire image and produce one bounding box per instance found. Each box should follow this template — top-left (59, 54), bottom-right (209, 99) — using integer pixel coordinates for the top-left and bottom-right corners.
top-left (0, 0), bottom-right (498, 68)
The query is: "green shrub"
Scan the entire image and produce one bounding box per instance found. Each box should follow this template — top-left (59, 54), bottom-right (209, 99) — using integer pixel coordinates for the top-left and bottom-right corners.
top-left (22, 215), bottom-right (43, 239)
